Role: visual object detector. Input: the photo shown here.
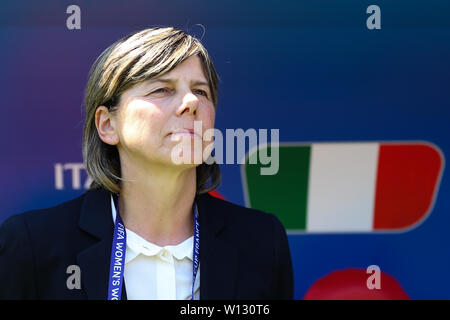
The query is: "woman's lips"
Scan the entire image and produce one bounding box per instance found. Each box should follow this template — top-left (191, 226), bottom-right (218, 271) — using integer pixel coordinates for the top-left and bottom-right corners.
top-left (168, 129), bottom-right (201, 139)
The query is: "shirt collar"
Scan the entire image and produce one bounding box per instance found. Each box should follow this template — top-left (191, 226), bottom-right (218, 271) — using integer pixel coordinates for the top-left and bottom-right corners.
top-left (110, 195), bottom-right (194, 263)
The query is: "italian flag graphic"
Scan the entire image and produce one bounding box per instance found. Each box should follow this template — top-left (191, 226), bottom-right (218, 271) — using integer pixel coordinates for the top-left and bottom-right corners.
top-left (242, 142), bottom-right (444, 232)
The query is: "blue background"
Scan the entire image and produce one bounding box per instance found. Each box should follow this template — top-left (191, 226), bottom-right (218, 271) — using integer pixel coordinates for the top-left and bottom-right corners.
top-left (0, 0), bottom-right (449, 299)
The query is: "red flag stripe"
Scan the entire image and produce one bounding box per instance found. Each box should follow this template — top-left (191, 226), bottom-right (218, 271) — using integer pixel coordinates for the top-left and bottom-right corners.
top-left (373, 143), bottom-right (443, 230)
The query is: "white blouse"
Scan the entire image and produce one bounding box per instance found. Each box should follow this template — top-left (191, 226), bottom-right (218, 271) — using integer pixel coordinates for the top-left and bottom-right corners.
top-left (111, 196), bottom-right (200, 300)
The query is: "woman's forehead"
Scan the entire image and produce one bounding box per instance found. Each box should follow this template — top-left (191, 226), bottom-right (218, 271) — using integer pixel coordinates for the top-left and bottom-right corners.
top-left (159, 56), bottom-right (208, 80)
top-left (142, 58), bottom-right (209, 86)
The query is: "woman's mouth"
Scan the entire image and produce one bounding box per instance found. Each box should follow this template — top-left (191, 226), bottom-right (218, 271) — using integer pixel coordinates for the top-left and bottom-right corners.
top-left (168, 128), bottom-right (201, 139)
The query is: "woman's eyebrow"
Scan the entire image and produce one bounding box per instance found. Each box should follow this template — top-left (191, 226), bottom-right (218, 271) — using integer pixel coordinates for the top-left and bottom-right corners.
top-left (191, 80), bottom-right (209, 86)
top-left (149, 78), bottom-right (174, 84)
top-left (149, 78), bottom-right (209, 86)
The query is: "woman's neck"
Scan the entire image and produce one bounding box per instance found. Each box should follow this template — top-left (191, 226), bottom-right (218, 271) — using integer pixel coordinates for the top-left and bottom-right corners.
top-left (118, 163), bottom-right (197, 247)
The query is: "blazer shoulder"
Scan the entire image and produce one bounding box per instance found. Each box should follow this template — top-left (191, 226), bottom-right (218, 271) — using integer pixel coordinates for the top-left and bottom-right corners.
top-left (0, 191), bottom-right (94, 299)
top-left (0, 191), bottom-right (89, 240)
top-left (201, 193), bottom-right (286, 235)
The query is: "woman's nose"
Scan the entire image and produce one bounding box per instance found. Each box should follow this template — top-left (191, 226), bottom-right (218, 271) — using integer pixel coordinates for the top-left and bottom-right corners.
top-left (176, 92), bottom-right (199, 116)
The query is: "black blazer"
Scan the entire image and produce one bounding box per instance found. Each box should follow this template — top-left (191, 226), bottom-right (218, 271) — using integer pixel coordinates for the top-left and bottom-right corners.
top-left (0, 187), bottom-right (293, 300)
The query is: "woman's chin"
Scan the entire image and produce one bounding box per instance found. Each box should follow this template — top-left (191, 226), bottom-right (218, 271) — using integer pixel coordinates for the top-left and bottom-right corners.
top-left (167, 148), bottom-right (204, 167)
top-left (167, 141), bottom-right (206, 166)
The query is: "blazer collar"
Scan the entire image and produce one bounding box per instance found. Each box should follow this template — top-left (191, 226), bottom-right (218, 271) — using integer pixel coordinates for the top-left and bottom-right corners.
top-left (76, 187), bottom-right (238, 300)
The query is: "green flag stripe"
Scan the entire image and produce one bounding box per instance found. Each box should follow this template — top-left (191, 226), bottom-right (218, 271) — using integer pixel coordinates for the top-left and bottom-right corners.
top-left (243, 145), bottom-right (311, 230)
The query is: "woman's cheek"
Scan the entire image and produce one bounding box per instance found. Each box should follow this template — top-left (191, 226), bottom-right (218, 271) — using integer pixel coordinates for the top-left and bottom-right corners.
top-left (120, 116), bottom-right (159, 149)
top-left (202, 105), bottom-right (216, 131)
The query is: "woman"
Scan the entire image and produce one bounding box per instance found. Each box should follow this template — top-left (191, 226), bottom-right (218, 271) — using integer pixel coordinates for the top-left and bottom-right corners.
top-left (0, 27), bottom-right (293, 300)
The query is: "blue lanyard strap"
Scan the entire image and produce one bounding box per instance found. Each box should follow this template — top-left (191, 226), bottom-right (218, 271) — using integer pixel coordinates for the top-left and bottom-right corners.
top-left (107, 195), bottom-right (200, 300)
top-left (192, 204), bottom-right (200, 300)
top-left (107, 197), bottom-right (126, 300)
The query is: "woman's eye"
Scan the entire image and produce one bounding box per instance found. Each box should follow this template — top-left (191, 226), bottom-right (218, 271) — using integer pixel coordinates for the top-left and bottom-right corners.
top-left (194, 89), bottom-right (208, 97)
top-left (152, 88), bottom-right (169, 94)
top-left (148, 87), bottom-right (172, 96)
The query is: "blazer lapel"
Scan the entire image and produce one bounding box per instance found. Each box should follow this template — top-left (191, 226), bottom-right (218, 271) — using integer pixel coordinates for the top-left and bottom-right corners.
top-left (197, 193), bottom-right (239, 299)
top-left (76, 188), bottom-right (127, 300)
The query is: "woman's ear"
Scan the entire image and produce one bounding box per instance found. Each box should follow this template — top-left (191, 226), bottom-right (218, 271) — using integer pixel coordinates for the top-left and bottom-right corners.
top-left (95, 106), bottom-right (120, 145)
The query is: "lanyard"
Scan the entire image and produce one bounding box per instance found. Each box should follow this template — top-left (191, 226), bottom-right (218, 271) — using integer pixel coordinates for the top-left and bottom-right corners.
top-left (107, 195), bottom-right (200, 300)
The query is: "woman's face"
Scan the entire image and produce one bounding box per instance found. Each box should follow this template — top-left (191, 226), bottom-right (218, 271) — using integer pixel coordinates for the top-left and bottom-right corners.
top-left (110, 55), bottom-right (216, 169)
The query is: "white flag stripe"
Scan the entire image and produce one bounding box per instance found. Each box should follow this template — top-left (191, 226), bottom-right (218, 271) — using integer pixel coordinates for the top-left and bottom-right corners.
top-left (306, 143), bottom-right (380, 232)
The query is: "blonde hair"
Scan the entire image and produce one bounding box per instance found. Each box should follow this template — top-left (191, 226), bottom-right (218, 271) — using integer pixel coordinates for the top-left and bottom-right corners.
top-left (82, 27), bottom-right (221, 195)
